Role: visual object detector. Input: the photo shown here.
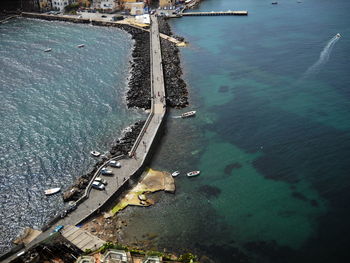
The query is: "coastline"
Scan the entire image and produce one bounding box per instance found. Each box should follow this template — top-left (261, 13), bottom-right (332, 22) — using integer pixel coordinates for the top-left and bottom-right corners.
top-left (1, 13), bottom-right (189, 258)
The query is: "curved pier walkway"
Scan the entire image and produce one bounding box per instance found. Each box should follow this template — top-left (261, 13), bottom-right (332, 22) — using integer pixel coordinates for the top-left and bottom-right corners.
top-left (3, 14), bottom-right (166, 263)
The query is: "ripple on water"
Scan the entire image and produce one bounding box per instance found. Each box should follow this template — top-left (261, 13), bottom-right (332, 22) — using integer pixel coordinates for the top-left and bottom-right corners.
top-left (0, 18), bottom-right (141, 252)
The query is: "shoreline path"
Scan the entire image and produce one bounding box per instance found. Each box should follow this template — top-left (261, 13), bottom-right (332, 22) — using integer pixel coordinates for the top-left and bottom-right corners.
top-left (3, 14), bottom-right (166, 263)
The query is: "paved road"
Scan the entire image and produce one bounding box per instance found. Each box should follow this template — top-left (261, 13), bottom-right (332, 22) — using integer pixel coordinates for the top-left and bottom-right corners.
top-left (3, 14), bottom-right (166, 263)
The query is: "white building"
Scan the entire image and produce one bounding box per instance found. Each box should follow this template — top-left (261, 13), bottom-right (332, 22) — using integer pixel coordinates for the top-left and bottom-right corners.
top-left (129, 2), bottom-right (144, 15)
top-left (100, 0), bottom-right (117, 10)
top-left (52, 0), bottom-right (69, 11)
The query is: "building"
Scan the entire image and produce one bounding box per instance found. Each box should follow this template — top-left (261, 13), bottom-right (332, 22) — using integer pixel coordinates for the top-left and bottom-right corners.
top-left (76, 256), bottom-right (96, 263)
top-left (159, 0), bottom-right (175, 8)
top-left (101, 249), bottom-right (132, 263)
top-left (100, 0), bottom-right (117, 10)
top-left (38, 0), bottom-right (51, 10)
top-left (123, 1), bottom-right (144, 15)
top-left (52, 0), bottom-right (69, 11)
top-left (93, 0), bottom-right (119, 11)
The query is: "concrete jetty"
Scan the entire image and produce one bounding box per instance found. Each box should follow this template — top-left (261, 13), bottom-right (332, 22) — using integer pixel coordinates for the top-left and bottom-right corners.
top-left (181, 10), bottom-right (248, 16)
top-left (2, 14), bottom-right (167, 263)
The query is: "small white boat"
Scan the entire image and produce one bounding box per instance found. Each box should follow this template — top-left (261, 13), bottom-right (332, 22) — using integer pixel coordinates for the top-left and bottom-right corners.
top-left (44, 187), bottom-right (61, 196)
top-left (77, 44), bottom-right (85, 48)
top-left (44, 48), bottom-right (52, 52)
top-left (172, 171), bottom-right (180, 177)
top-left (90, 151), bottom-right (101, 157)
top-left (336, 33), bottom-right (341, 38)
top-left (181, 111), bottom-right (196, 118)
top-left (109, 160), bottom-right (121, 168)
top-left (101, 167), bottom-right (113, 175)
top-left (187, 170), bottom-right (200, 177)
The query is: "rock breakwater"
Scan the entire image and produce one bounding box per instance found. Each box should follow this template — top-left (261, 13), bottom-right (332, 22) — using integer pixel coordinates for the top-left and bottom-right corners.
top-left (158, 18), bottom-right (188, 108)
top-left (126, 30), bottom-right (151, 109)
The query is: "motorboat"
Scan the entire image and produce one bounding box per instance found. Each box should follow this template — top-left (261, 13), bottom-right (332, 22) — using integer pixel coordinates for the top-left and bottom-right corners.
top-left (187, 171), bottom-right (200, 177)
top-left (77, 44), bottom-right (85, 48)
top-left (181, 111), bottom-right (196, 118)
top-left (109, 160), bottom-right (121, 168)
top-left (172, 171), bottom-right (180, 177)
top-left (44, 187), bottom-right (61, 196)
top-left (101, 167), bottom-right (113, 175)
top-left (44, 48), bottom-right (52, 52)
top-left (336, 33), bottom-right (341, 38)
top-left (90, 151), bottom-right (101, 157)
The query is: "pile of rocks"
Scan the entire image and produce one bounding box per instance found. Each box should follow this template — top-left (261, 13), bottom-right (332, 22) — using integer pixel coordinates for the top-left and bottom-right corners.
top-left (62, 120), bottom-right (145, 202)
top-left (109, 120), bottom-right (145, 156)
top-left (125, 29), bottom-right (151, 109)
top-left (161, 38), bottom-right (188, 108)
top-left (158, 17), bottom-right (188, 108)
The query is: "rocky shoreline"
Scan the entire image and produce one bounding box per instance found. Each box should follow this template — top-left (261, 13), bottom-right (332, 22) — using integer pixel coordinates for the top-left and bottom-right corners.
top-left (158, 17), bottom-right (189, 108)
top-left (62, 120), bottom-right (145, 202)
top-left (125, 28), bottom-right (151, 109)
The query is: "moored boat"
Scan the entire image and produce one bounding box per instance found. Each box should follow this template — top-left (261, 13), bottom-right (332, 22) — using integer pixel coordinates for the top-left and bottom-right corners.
top-left (44, 48), bottom-right (52, 52)
top-left (181, 111), bottom-right (196, 118)
top-left (90, 151), bottom-right (101, 157)
top-left (44, 187), bottom-right (61, 195)
top-left (172, 171), bottom-right (180, 177)
top-left (187, 170), bottom-right (200, 177)
top-left (77, 44), bottom-right (85, 48)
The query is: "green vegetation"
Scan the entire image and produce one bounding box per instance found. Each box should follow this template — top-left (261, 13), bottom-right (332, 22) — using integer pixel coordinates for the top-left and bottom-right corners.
top-left (64, 3), bottom-right (79, 14)
top-left (178, 253), bottom-right (199, 263)
top-left (84, 248), bottom-right (92, 255)
top-left (146, 250), bottom-right (164, 257)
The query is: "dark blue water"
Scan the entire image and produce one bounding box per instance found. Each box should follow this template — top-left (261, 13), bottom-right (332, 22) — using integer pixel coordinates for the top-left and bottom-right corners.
top-left (0, 18), bottom-right (144, 252)
top-left (114, 0), bottom-right (350, 262)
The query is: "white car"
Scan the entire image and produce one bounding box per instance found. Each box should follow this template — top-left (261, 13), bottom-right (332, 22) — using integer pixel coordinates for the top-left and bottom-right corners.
top-left (94, 177), bottom-right (108, 185)
top-left (92, 181), bottom-right (105, 190)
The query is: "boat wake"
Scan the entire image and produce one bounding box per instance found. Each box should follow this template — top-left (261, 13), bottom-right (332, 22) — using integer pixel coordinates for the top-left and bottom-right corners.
top-left (172, 116), bottom-right (183, 119)
top-left (303, 34), bottom-right (340, 78)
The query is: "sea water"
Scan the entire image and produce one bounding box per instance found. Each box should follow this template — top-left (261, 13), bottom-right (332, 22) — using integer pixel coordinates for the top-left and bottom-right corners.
top-left (0, 18), bottom-right (142, 252)
top-left (116, 0), bottom-right (350, 262)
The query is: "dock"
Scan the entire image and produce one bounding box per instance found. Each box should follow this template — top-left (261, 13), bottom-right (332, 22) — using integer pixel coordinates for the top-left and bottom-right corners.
top-left (181, 10), bottom-right (248, 16)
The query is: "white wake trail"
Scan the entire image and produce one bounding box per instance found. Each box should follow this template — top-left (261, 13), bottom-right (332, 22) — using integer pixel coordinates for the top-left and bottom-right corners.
top-left (303, 35), bottom-right (340, 77)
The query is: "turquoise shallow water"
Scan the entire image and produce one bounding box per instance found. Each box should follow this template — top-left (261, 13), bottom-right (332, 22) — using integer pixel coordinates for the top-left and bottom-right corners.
top-left (116, 0), bottom-right (350, 262)
top-left (1, 1), bottom-right (350, 261)
top-left (0, 18), bottom-right (143, 252)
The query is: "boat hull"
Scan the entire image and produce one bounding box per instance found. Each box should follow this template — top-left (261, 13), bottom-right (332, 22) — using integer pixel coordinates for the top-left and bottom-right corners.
top-left (187, 171), bottom-right (200, 177)
top-left (181, 111), bottom-right (196, 118)
top-left (45, 187), bottom-right (61, 195)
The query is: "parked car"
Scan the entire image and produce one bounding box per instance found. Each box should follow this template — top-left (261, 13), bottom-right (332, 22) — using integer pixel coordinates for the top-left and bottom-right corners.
top-left (94, 177), bottom-right (108, 185)
top-left (101, 15), bottom-right (107, 18)
top-left (92, 181), bottom-right (105, 190)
